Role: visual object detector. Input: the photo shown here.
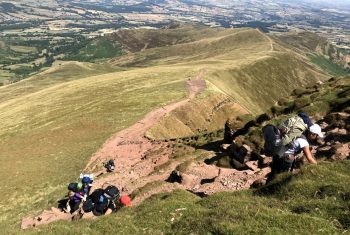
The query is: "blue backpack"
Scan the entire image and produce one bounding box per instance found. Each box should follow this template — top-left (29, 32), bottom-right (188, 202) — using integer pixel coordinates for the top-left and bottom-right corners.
top-left (297, 112), bottom-right (313, 128)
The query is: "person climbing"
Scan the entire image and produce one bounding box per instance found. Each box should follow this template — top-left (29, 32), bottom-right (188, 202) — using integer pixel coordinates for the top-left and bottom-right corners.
top-left (104, 159), bottom-right (115, 172)
top-left (82, 185), bottom-right (127, 216)
top-left (269, 124), bottom-right (322, 176)
top-left (263, 113), bottom-right (323, 181)
top-left (64, 174), bottom-right (94, 214)
top-left (81, 175), bottom-right (93, 196)
top-left (263, 113), bottom-right (313, 157)
top-left (64, 182), bottom-right (84, 214)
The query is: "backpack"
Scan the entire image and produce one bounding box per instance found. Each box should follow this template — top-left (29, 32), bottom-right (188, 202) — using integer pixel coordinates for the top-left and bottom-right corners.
top-left (68, 182), bottom-right (81, 192)
top-left (104, 185), bottom-right (120, 200)
top-left (297, 113), bottom-right (313, 128)
top-left (85, 187), bottom-right (119, 215)
top-left (278, 115), bottom-right (308, 146)
top-left (83, 189), bottom-right (107, 214)
top-left (262, 124), bottom-right (284, 157)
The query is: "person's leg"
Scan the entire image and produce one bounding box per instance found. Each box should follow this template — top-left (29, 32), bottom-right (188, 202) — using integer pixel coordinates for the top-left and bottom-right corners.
top-left (69, 200), bottom-right (80, 213)
top-left (266, 155), bottom-right (279, 183)
top-left (267, 156), bottom-right (292, 183)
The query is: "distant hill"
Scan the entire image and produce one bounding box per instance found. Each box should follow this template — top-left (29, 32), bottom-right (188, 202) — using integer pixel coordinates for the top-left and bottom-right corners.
top-left (111, 26), bottom-right (330, 115)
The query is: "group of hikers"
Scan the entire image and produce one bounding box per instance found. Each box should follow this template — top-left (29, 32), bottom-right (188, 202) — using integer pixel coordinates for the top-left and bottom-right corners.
top-left (263, 112), bottom-right (323, 182)
top-left (61, 160), bottom-right (131, 219)
top-left (60, 113), bottom-right (322, 218)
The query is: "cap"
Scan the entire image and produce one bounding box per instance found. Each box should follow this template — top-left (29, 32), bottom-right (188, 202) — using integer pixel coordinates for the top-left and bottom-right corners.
top-left (82, 176), bottom-right (91, 184)
top-left (310, 124), bottom-right (323, 138)
top-left (120, 195), bottom-right (131, 207)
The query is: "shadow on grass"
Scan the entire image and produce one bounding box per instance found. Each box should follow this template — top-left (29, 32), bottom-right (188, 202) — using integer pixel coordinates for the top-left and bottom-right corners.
top-left (204, 152), bottom-right (225, 165)
top-left (254, 174), bottom-right (293, 196)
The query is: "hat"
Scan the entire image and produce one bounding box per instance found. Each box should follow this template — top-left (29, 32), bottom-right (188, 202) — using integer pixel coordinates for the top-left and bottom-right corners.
top-left (82, 176), bottom-right (91, 184)
top-left (310, 124), bottom-right (323, 138)
top-left (120, 195), bottom-right (131, 207)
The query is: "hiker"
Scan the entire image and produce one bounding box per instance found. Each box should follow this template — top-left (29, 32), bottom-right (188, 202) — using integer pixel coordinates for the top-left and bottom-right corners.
top-left (82, 185), bottom-right (131, 216)
top-left (263, 113), bottom-right (313, 157)
top-left (80, 175), bottom-right (93, 196)
top-left (65, 182), bottom-right (85, 213)
top-left (104, 159), bottom-right (115, 172)
top-left (263, 113), bottom-right (323, 180)
top-left (269, 124), bottom-right (322, 176)
top-left (64, 175), bottom-right (94, 213)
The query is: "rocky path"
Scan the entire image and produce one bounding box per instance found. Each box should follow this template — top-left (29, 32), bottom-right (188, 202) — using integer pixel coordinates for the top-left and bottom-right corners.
top-left (21, 70), bottom-right (207, 229)
top-left (83, 70), bottom-right (207, 192)
top-left (21, 69), bottom-right (273, 229)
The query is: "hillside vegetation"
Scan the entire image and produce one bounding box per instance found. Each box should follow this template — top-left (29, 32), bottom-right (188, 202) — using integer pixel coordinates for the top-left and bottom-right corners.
top-left (26, 76), bottom-right (350, 234)
top-left (0, 25), bottom-right (346, 233)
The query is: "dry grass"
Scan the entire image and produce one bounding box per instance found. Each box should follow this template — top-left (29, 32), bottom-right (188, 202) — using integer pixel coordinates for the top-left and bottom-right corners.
top-left (9, 45), bottom-right (37, 53)
top-left (0, 61), bottom-right (122, 103)
top-left (0, 65), bottom-right (194, 232)
top-left (146, 93), bottom-right (248, 140)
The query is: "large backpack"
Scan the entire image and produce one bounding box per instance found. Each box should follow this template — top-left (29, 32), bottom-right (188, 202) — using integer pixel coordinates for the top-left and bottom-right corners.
top-left (262, 125), bottom-right (284, 157)
top-left (278, 115), bottom-right (308, 146)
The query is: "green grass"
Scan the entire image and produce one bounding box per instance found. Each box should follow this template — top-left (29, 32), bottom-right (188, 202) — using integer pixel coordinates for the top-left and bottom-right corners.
top-left (0, 26), bottom-right (339, 234)
top-left (25, 160), bottom-right (350, 234)
top-left (0, 61), bottom-right (123, 103)
top-left (309, 54), bottom-right (348, 76)
top-left (0, 66), bottom-right (194, 233)
top-left (64, 38), bottom-right (122, 62)
top-left (10, 45), bottom-right (37, 53)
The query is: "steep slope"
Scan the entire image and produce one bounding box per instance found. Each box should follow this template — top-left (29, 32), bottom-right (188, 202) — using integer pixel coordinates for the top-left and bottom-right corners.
top-left (0, 26), bottom-right (337, 233)
top-left (22, 76), bottom-right (350, 234)
top-left (273, 31), bottom-right (350, 75)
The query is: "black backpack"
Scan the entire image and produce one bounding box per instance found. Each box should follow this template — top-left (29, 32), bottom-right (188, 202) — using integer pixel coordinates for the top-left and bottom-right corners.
top-left (104, 185), bottom-right (120, 200)
top-left (262, 124), bottom-right (283, 157)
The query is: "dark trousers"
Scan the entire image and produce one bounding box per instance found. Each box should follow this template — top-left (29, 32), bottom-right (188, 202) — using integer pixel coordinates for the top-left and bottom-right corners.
top-left (267, 155), bottom-right (293, 183)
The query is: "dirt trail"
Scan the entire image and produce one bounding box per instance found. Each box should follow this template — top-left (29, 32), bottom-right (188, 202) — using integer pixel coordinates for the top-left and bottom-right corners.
top-left (21, 69), bottom-right (271, 229)
top-left (21, 70), bottom-right (206, 229)
top-left (84, 70), bottom-right (206, 175)
top-left (84, 70), bottom-right (208, 198)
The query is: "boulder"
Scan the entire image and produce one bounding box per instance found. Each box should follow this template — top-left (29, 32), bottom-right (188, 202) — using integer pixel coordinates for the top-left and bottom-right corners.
top-left (332, 143), bottom-right (350, 161)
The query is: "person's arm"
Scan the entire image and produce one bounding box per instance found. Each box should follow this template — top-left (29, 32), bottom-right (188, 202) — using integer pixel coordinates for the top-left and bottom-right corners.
top-left (104, 201), bottom-right (116, 215)
top-left (104, 208), bottom-right (113, 215)
top-left (302, 146), bottom-right (317, 164)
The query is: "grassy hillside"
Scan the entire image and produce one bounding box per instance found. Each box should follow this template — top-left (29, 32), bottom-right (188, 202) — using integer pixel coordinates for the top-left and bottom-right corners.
top-left (146, 92), bottom-right (248, 140)
top-left (26, 158), bottom-right (350, 234)
top-left (0, 61), bottom-right (123, 103)
top-left (29, 77), bottom-right (350, 235)
top-left (273, 31), bottom-right (350, 76)
top-left (0, 66), bottom-right (194, 233)
top-left (0, 26), bottom-right (337, 233)
top-left (110, 25), bottom-right (247, 53)
top-left (112, 27), bottom-right (328, 113)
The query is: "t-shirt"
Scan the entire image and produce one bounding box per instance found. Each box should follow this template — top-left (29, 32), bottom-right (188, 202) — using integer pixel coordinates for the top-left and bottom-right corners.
top-left (284, 137), bottom-right (309, 156)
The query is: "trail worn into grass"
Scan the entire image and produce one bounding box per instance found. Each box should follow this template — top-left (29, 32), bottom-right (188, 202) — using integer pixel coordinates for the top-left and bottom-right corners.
top-left (84, 69), bottom-right (206, 172)
top-left (21, 69), bottom-right (270, 229)
top-left (21, 70), bottom-right (206, 229)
